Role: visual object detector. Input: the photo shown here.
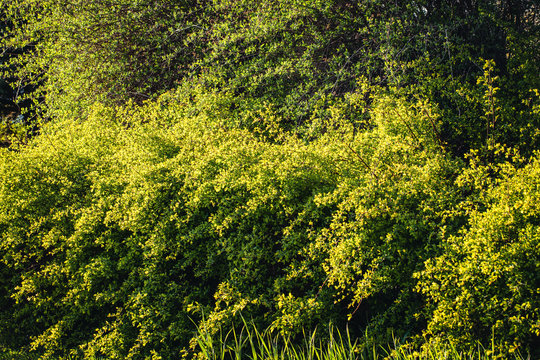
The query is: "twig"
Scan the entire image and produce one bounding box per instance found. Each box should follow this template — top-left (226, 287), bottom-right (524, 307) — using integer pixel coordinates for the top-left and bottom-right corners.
top-left (422, 108), bottom-right (443, 147)
top-left (346, 143), bottom-right (379, 180)
top-left (393, 109), bottom-right (422, 149)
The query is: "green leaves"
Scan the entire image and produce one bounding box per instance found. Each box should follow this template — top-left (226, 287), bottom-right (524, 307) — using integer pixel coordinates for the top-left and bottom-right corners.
top-left (417, 153), bottom-right (540, 355)
top-left (1, 0), bottom-right (539, 358)
top-left (0, 91), bottom-right (457, 357)
top-left (1, 0), bottom-right (209, 122)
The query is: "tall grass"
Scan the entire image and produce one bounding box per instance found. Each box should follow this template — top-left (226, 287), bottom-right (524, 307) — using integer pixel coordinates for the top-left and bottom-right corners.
top-left (192, 320), bottom-right (529, 360)
top-left (0, 322), bottom-right (530, 359)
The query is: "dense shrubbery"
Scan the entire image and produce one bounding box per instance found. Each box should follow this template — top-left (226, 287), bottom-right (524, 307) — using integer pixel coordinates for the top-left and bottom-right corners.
top-left (0, 0), bottom-right (539, 359)
top-left (1, 91), bottom-right (538, 358)
top-left (418, 148), bottom-right (540, 352)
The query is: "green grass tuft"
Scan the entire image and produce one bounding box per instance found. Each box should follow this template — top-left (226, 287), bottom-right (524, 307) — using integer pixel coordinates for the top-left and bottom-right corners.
top-left (191, 320), bottom-right (530, 360)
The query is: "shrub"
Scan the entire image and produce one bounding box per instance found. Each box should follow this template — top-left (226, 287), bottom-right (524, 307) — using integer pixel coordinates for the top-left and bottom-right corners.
top-left (417, 148), bottom-right (540, 356)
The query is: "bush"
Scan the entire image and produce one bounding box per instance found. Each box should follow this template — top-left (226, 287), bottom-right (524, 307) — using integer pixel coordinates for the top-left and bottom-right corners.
top-left (417, 148), bottom-right (540, 356)
top-left (0, 92), bottom-right (468, 358)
